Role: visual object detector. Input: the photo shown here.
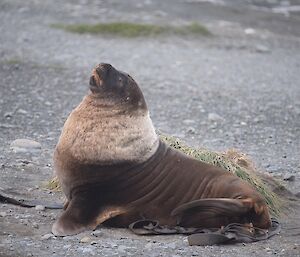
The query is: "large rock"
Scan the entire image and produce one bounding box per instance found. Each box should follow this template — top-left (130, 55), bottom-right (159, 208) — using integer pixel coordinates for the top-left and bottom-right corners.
top-left (10, 139), bottom-right (42, 153)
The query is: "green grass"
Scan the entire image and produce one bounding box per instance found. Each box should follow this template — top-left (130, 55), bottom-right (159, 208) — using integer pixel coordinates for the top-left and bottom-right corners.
top-left (51, 22), bottom-right (211, 37)
top-left (3, 58), bottom-right (23, 65)
top-left (1, 58), bottom-right (66, 71)
top-left (46, 134), bottom-right (281, 216)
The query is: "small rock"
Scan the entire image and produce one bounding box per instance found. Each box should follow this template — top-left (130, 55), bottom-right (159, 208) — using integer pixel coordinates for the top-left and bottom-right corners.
top-left (16, 109), bottom-right (28, 115)
top-left (255, 45), bottom-right (270, 53)
top-left (62, 235), bottom-right (76, 240)
top-left (32, 222), bottom-right (39, 229)
top-left (35, 205), bottom-right (45, 211)
top-left (244, 28), bottom-right (256, 35)
top-left (117, 245), bottom-right (128, 252)
top-left (4, 112), bottom-right (13, 118)
top-left (145, 242), bottom-right (153, 249)
top-left (183, 119), bottom-right (195, 125)
top-left (154, 10), bottom-right (167, 17)
top-left (80, 236), bottom-right (91, 243)
top-left (41, 233), bottom-right (54, 240)
top-left (283, 174), bottom-right (295, 181)
top-left (0, 211), bottom-right (7, 217)
top-left (265, 247), bottom-right (271, 251)
top-left (166, 242), bottom-right (176, 249)
top-left (21, 219), bottom-right (29, 225)
top-left (208, 112), bottom-right (223, 122)
top-left (253, 116), bottom-right (263, 123)
top-left (91, 230), bottom-right (102, 237)
top-left (187, 127), bottom-right (196, 134)
top-left (78, 246), bottom-right (96, 255)
top-left (63, 244), bottom-right (71, 249)
top-left (10, 139), bottom-right (41, 154)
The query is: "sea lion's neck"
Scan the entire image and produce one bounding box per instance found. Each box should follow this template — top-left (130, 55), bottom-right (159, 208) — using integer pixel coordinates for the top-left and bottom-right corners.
top-left (56, 95), bottom-right (159, 164)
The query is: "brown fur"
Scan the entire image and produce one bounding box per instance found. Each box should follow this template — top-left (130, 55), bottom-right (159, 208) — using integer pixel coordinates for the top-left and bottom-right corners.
top-left (52, 63), bottom-right (271, 236)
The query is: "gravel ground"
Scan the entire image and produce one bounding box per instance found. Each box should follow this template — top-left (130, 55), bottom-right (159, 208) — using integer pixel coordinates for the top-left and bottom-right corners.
top-left (0, 0), bottom-right (299, 256)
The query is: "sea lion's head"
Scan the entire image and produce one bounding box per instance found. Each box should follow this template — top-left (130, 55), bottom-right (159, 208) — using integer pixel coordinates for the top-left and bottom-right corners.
top-left (89, 63), bottom-right (147, 111)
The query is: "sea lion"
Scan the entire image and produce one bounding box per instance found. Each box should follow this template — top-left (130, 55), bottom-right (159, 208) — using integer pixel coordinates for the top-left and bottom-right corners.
top-left (52, 63), bottom-right (271, 236)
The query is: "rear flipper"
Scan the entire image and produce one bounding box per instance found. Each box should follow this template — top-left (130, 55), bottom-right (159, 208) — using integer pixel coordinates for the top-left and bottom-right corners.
top-left (52, 194), bottom-right (127, 236)
top-left (171, 198), bottom-right (271, 229)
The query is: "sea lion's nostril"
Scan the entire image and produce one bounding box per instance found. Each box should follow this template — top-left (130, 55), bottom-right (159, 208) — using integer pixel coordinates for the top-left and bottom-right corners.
top-left (89, 76), bottom-right (95, 86)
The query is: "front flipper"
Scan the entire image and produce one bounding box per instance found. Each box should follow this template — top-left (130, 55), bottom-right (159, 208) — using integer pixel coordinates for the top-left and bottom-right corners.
top-left (171, 198), bottom-right (258, 228)
top-left (52, 194), bottom-right (126, 236)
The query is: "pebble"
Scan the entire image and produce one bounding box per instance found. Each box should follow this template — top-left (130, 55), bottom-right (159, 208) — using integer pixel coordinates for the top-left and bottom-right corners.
top-left (10, 139), bottom-right (41, 154)
top-left (283, 174), bottom-right (295, 181)
top-left (117, 245), bottom-right (128, 252)
top-left (0, 211), bottom-right (7, 217)
top-left (255, 44), bottom-right (271, 53)
top-left (4, 112), bottom-right (13, 118)
top-left (62, 235), bottom-right (76, 240)
top-left (182, 119), bottom-right (195, 125)
top-left (208, 112), bottom-right (223, 122)
top-left (32, 222), bottom-right (39, 229)
top-left (244, 28), bottom-right (256, 35)
top-left (80, 236), bottom-right (92, 243)
top-left (16, 109), bottom-right (28, 115)
top-left (145, 242), bottom-right (153, 249)
top-left (91, 230), bottom-right (102, 237)
top-left (78, 246), bottom-right (96, 255)
top-left (166, 242), bottom-right (176, 249)
top-left (41, 233), bottom-right (54, 240)
top-left (187, 127), bottom-right (196, 134)
top-left (35, 205), bottom-right (45, 211)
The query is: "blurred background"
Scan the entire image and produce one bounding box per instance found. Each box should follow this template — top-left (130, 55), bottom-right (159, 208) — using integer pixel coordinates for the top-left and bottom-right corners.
top-left (0, 0), bottom-right (299, 256)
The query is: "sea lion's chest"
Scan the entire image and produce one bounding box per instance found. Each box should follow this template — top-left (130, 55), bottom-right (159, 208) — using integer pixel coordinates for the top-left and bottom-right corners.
top-left (55, 99), bottom-right (159, 165)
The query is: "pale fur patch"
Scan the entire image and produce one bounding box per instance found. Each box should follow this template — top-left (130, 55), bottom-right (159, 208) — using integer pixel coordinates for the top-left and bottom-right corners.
top-left (56, 95), bottom-right (159, 164)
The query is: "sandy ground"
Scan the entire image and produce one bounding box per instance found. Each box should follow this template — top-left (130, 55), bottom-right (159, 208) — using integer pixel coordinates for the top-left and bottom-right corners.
top-left (0, 0), bottom-right (299, 256)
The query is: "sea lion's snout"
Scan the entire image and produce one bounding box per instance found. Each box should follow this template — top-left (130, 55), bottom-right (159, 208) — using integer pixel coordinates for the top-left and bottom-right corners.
top-left (89, 63), bottom-right (114, 92)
